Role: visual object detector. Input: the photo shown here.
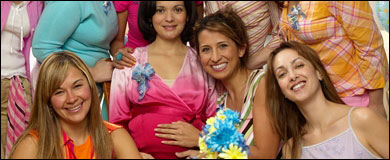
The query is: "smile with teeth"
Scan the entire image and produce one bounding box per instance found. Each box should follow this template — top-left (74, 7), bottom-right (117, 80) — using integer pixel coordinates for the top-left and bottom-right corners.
top-left (66, 103), bottom-right (82, 112)
top-left (292, 82), bottom-right (306, 91)
top-left (211, 63), bottom-right (227, 71)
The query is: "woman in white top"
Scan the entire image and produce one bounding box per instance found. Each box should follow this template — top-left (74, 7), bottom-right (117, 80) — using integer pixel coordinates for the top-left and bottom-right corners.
top-left (1, 1), bottom-right (43, 158)
top-left (265, 41), bottom-right (389, 159)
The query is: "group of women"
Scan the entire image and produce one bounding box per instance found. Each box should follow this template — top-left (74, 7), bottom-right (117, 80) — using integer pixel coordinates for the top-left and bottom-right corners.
top-left (1, 1), bottom-right (388, 159)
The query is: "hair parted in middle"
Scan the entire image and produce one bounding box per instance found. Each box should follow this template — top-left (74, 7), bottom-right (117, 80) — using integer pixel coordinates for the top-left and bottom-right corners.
top-left (265, 41), bottom-right (345, 158)
top-left (9, 51), bottom-right (113, 159)
top-left (138, 1), bottom-right (197, 44)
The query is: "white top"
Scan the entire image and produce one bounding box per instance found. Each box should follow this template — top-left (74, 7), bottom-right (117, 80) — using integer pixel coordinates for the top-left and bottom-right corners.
top-left (162, 79), bottom-right (175, 88)
top-left (300, 107), bottom-right (381, 159)
top-left (1, 1), bottom-right (30, 79)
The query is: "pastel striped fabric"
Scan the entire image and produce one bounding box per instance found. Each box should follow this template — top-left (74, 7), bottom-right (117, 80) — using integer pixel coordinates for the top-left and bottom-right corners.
top-left (276, 1), bottom-right (388, 98)
top-left (217, 69), bottom-right (265, 145)
top-left (6, 76), bottom-right (30, 158)
top-left (204, 1), bottom-right (281, 57)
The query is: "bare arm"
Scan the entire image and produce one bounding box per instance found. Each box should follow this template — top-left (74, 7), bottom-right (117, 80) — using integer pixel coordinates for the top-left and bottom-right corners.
top-left (109, 10), bottom-right (136, 69)
top-left (110, 10), bottom-right (128, 56)
top-left (111, 128), bottom-right (142, 159)
top-left (367, 88), bottom-right (386, 118)
top-left (250, 77), bottom-right (281, 158)
top-left (352, 107), bottom-right (389, 158)
top-left (9, 135), bottom-right (38, 159)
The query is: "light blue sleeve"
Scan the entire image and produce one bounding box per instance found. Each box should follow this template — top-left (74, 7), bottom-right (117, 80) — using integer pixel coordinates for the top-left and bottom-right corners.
top-left (32, 1), bottom-right (82, 63)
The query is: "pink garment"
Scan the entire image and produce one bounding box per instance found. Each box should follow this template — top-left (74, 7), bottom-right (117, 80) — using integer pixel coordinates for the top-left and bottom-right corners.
top-left (1, 1), bottom-right (43, 95)
top-left (341, 90), bottom-right (370, 108)
top-left (109, 46), bottom-right (217, 159)
top-left (113, 1), bottom-right (149, 49)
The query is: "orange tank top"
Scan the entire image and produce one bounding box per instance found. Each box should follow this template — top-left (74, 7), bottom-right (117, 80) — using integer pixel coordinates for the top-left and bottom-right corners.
top-left (29, 121), bottom-right (122, 159)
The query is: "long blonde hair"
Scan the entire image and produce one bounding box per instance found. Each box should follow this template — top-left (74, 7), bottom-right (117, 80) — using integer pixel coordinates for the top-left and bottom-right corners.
top-left (265, 41), bottom-right (344, 158)
top-left (9, 51), bottom-right (113, 158)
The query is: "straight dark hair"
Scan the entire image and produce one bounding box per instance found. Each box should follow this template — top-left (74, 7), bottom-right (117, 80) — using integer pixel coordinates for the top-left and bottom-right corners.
top-left (138, 1), bottom-right (197, 43)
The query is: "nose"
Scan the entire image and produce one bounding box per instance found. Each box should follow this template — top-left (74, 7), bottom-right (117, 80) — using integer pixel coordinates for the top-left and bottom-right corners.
top-left (165, 10), bottom-right (174, 23)
top-left (66, 90), bottom-right (77, 104)
top-left (210, 49), bottom-right (221, 63)
top-left (288, 71), bottom-right (298, 82)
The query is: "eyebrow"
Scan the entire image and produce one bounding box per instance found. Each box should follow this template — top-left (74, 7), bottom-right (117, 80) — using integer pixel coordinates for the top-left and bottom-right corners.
top-left (274, 57), bottom-right (302, 72)
top-left (156, 4), bottom-right (185, 8)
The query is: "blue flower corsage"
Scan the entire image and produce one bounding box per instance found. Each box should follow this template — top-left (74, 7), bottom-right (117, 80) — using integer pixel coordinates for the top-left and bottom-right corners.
top-left (198, 108), bottom-right (249, 159)
top-left (132, 63), bottom-right (155, 101)
top-left (288, 4), bottom-right (306, 31)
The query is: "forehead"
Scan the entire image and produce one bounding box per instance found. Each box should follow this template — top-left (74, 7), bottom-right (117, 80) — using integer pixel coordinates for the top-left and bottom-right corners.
top-left (273, 49), bottom-right (304, 67)
top-left (198, 30), bottom-right (232, 44)
top-left (156, 1), bottom-right (184, 7)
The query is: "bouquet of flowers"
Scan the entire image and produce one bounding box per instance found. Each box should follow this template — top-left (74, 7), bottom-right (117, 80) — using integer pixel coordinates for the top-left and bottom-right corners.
top-left (198, 108), bottom-right (249, 159)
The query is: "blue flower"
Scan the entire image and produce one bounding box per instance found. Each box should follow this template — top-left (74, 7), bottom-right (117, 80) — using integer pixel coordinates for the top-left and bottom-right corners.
top-left (132, 63), bottom-right (155, 101)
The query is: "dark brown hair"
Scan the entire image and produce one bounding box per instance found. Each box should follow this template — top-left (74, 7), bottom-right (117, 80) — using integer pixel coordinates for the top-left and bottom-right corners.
top-left (138, 1), bottom-right (197, 43)
top-left (265, 41), bottom-right (344, 158)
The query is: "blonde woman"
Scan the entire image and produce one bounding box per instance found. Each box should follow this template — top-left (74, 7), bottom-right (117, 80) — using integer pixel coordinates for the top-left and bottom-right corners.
top-left (9, 51), bottom-right (141, 159)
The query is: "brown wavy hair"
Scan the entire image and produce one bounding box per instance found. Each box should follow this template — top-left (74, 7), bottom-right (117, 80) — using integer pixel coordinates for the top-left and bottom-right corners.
top-left (193, 6), bottom-right (249, 66)
top-left (9, 51), bottom-right (113, 158)
top-left (265, 41), bottom-right (344, 158)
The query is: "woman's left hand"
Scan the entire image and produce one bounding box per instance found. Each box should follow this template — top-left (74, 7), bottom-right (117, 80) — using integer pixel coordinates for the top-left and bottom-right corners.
top-left (154, 121), bottom-right (200, 148)
top-left (113, 47), bottom-right (136, 69)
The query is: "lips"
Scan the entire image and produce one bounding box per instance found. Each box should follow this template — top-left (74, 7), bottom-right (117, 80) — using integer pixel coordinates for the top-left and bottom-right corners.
top-left (211, 62), bottom-right (227, 71)
top-left (291, 81), bottom-right (306, 91)
top-left (66, 103), bottom-right (82, 112)
top-left (163, 25), bottom-right (177, 31)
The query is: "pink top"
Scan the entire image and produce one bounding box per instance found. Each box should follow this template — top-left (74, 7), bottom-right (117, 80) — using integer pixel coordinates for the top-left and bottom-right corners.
top-left (113, 1), bottom-right (149, 49)
top-left (109, 46), bottom-right (217, 159)
top-left (1, 1), bottom-right (43, 93)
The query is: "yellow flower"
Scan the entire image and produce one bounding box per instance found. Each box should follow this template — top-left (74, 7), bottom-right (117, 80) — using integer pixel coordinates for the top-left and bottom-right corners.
top-left (206, 117), bottom-right (216, 125)
top-left (199, 137), bottom-right (207, 152)
top-left (204, 151), bottom-right (218, 159)
top-left (218, 144), bottom-right (248, 159)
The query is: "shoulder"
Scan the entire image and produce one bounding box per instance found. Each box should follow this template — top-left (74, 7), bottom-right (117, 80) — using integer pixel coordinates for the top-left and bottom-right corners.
top-left (350, 107), bottom-right (385, 131)
top-left (9, 134), bottom-right (38, 159)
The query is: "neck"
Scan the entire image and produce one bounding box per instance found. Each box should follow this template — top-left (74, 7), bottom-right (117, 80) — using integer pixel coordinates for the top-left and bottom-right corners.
top-left (297, 90), bottom-right (338, 131)
top-left (13, 1), bottom-right (23, 5)
top-left (60, 119), bottom-right (89, 145)
top-left (221, 66), bottom-right (251, 111)
top-left (150, 36), bottom-right (186, 56)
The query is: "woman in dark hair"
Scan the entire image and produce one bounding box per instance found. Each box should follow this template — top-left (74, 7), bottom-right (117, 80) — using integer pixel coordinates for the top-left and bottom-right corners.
top-left (266, 41), bottom-right (389, 159)
top-left (109, 1), bottom-right (218, 159)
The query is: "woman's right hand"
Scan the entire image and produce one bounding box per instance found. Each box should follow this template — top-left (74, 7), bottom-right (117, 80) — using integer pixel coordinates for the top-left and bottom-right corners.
top-left (113, 47), bottom-right (136, 69)
top-left (89, 58), bottom-right (114, 83)
top-left (140, 152), bottom-right (155, 159)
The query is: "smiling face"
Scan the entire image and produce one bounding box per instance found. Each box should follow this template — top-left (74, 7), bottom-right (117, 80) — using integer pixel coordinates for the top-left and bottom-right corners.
top-left (50, 66), bottom-right (91, 125)
top-left (152, 1), bottom-right (186, 41)
top-left (273, 49), bottom-right (323, 103)
top-left (198, 29), bottom-right (246, 80)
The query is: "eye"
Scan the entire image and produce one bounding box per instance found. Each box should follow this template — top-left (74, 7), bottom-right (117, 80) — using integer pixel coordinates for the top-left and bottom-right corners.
top-left (174, 7), bottom-right (183, 13)
top-left (201, 47), bottom-right (210, 53)
top-left (278, 72), bottom-right (286, 79)
top-left (219, 44), bottom-right (228, 49)
top-left (295, 63), bottom-right (304, 69)
top-left (54, 90), bottom-right (64, 96)
top-left (74, 84), bottom-right (82, 89)
top-left (156, 8), bottom-right (164, 13)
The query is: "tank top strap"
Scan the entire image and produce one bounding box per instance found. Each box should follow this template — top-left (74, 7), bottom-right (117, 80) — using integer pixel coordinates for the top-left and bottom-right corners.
top-left (347, 107), bottom-right (356, 129)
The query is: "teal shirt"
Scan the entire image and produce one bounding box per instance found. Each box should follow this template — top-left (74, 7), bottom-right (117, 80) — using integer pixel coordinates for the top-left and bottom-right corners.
top-left (32, 1), bottom-right (118, 67)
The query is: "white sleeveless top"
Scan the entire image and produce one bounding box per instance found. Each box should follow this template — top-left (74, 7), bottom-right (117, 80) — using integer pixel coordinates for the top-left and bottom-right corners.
top-left (300, 107), bottom-right (381, 159)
